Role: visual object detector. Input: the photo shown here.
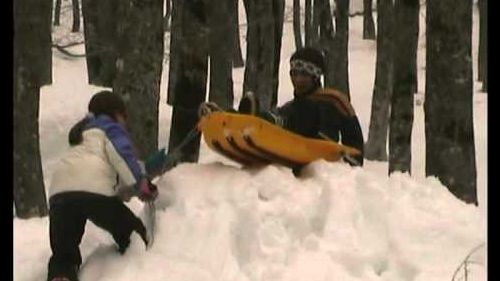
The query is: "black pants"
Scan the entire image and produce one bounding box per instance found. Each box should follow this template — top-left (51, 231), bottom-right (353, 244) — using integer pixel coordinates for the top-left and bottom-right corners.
top-left (47, 191), bottom-right (147, 281)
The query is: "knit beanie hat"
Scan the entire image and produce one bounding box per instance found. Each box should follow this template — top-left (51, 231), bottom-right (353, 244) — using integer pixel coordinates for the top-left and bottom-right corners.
top-left (88, 90), bottom-right (127, 119)
top-left (290, 47), bottom-right (325, 80)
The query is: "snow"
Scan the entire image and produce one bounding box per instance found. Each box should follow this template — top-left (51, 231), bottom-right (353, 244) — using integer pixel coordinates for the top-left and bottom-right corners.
top-left (14, 1), bottom-right (486, 281)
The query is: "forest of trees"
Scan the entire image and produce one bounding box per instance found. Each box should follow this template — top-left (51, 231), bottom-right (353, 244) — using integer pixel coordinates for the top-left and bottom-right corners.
top-left (14, 0), bottom-right (485, 217)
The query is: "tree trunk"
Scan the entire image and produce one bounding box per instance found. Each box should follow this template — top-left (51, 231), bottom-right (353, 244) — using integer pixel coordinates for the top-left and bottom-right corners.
top-left (54, 0), bottom-right (61, 26)
top-left (317, 0), bottom-right (335, 84)
top-left (304, 0), bottom-right (313, 46)
top-left (81, 0), bottom-right (120, 87)
top-left (363, 0), bottom-right (376, 39)
top-left (271, 0), bottom-right (285, 107)
top-left (113, 0), bottom-right (164, 158)
top-left (364, 0), bottom-right (394, 161)
top-left (164, 0), bottom-right (172, 31)
top-left (293, 0), bottom-right (302, 50)
top-left (231, 0), bottom-right (245, 68)
top-left (242, 0), bottom-right (257, 94)
top-left (388, 0), bottom-right (419, 174)
top-left (478, 0), bottom-right (487, 92)
top-left (13, 0), bottom-right (52, 218)
top-left (72, 0), bottom-right (81, 32)
top-left (208, 0), bottom-right (234, 109)
top-left (311, 0), bottom-right (321, 48)
top-left (425, 0), bottom-right (477, 205)
top-left (331, 0), bottom-right (351, 98)
top-left (243, 0), bottom-right (278, 111)
top-left (167, 0), bottom-right (209, 163)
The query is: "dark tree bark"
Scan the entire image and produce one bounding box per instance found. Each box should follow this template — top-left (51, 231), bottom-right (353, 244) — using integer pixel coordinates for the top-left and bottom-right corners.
top-left (478, 0), bottom-right (487, 92)
top-left (363, 0), bottom-right (376, 39)
top-left (425, 0), bottom-right (477, 205)
top-left (54, 0), bottom-right (61, 26)
top-left (81, 0), bottom-right (121, 87)
top-left (271, 0), bottom-right (285, 106)
top-left (208, 0), bottom-right (234, 109)
top-left (72, 0), bottom-right (81, 32)
top-left (293, 0), bottom-right (303, 49)
top-left (14, 0), bottom-right (52, 218)
top-left (243, 0), bottom-right (282, 110)
top-left (388, 0), bottom-right (419, 174)
top-left (113, 0), bottom-right (164, 158)
top-left (165, 0), bottom-right (172, 30)
top-left (311, 0), bottom-right (321, 48)
top-left (167, 0), bottom-right (209, 163)
top-left (304, 0), bottom-right (313, 46)
top-left (231, 0), bottom-right (245, 68)
top-left (317, 0), bottom-right (335, 83)
top-left (364, 0), bottom-right (394, 161)
top-left (331, 0), bottom-right (351, 98)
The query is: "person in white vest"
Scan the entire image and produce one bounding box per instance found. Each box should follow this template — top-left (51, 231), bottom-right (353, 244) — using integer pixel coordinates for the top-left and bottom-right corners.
top-left (47, 90), bottom-right (158, 281)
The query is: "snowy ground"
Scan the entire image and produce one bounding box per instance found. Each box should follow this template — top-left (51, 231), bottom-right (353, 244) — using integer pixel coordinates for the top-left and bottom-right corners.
top-left (14, 1), bottom-right (486, 281)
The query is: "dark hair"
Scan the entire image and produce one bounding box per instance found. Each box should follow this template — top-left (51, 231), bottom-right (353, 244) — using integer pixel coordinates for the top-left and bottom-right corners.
top-left (68, 91), bottom-right (127, 146)
top-left (88, 90), bottom-right (127, 119)
top-left (290, 47), bottom-right (326, 74)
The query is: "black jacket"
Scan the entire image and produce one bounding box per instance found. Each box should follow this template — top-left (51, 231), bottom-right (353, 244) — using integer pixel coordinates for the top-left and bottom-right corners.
top-left (276, 87), bottom-right (364, 166)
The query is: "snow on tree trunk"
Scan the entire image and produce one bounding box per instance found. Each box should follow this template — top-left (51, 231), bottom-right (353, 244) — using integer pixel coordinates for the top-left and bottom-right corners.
top-left (425, 0), bottom-right (477, 205)
top-left (14, 0), bottom-right (52, 218)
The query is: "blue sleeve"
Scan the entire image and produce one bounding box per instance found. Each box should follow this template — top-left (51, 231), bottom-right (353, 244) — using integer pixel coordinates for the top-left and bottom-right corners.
top-left (98, 120), bottom-right (145, 183)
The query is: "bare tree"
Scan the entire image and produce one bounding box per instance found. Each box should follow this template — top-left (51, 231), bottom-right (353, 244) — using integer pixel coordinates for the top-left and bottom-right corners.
top-left (304, 0), bottom-right (313, 46)
top-left (243, 0), bottom-right (284, 110)
top-left (167, 0), bottom-right (209, 163)
top-left (81, 0), bottom-right (121, 87)
top-left (54, 0), bottom-right (62, 26)
top-left (113, 0), bottom-right (164, 158)
top-left (293, 0), bottom-right (303, 49)
top-left (388, 0), bottom-right (419, 174)
top-left (478, 0), bottom-right (487, 92)
top-left (164, 0), bottom-right (172, 30)
top-left (330, 0), bottom-right (351, 98)
top-left (208, 0), bottom-right (234, 109)
top-left (363, 0), bottom-right (376, 39)
top-left (14, 0), bottom-right (52, 218)
top-left (72, 0), bottom-right (80, 32)
top-left (231, 0), bottom-right (245, 68)
top-left (364, 0), bottom-right (394, 161)
top-left (425, 0), bottom-right (477, 205)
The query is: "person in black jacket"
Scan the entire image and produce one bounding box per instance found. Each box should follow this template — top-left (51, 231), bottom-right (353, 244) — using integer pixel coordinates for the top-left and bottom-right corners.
top-left (239, 47), bottom-right (364, 167)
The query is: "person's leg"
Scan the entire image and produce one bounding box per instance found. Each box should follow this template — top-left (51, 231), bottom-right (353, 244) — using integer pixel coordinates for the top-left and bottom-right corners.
top-left (84, 195), bottom-right (148, 253)
top-left (47, 196), bottom-right (86, 281)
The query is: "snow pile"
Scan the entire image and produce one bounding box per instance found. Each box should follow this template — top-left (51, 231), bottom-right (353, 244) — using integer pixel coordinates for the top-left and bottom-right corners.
top-left (14, 161), bottom-right (485, 281)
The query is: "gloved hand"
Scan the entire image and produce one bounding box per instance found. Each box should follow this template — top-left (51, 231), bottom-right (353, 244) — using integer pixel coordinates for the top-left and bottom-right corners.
top-left (138, 178), bottom-right (159, 202)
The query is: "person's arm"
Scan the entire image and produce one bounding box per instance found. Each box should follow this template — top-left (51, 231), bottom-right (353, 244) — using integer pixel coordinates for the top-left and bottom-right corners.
top-left (102, 122), bottom-right (144, 187)
top-left (339, 115), bottom-right (364, 166)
